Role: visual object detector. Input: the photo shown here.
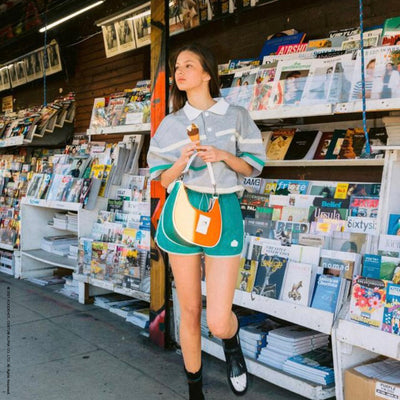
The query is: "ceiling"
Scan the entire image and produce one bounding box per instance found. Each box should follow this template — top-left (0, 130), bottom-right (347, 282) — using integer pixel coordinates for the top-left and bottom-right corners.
top-left (0, 0), bottom-right (143, 63)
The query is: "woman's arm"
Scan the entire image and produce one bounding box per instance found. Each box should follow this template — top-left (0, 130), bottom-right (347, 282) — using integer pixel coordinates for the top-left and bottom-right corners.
top-left (196, 145), bottom-right (253, 176)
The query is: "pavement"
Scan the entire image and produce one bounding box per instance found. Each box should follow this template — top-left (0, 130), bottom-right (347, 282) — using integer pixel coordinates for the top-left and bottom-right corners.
top-left (0, 272), bottom-right (315, 400)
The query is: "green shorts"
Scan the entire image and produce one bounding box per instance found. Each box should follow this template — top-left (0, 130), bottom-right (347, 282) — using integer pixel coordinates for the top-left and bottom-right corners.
top-left (156, 189), bottom-right (244, 257)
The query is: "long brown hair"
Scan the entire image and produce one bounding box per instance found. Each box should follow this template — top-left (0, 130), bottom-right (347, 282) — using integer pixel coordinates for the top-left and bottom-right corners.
top-left (170, 43), bottom-right (221, 113)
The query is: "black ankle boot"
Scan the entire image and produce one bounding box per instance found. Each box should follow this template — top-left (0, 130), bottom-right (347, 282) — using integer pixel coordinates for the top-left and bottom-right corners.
top-left (222, 321), bottom-right (248, 396)
top-left (185, 365), bottom-right (205, 400)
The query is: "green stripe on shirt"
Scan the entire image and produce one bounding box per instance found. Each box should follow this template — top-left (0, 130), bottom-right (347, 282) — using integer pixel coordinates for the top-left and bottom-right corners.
top-left (150, 164), bottom-right (173, 174)
top-left (239, 152), bottom-right (265, 168)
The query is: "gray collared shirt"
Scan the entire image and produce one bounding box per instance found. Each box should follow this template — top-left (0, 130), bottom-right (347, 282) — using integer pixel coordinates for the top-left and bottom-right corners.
top-left (147, 98), bottom-right (266, 195)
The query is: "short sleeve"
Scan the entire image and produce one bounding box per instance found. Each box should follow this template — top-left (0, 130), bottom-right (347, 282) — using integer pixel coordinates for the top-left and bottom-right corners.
top-left (147, 117), bottom-right (179, 180)
top-left (236, 108), bottom-right (266, 177)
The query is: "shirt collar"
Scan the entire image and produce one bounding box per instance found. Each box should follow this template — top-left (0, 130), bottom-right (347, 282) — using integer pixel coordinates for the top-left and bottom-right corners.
top-left (183, 97), bottom-right (230, 120)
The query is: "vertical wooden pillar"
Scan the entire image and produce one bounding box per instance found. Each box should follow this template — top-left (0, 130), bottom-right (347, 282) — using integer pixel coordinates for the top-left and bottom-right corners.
top-left (149, 0), bottom-right (169, 348)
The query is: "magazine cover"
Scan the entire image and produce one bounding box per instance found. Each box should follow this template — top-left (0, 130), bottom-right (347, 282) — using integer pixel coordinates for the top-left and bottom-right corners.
top-left (226, 67), bottom-right (258, 109)
top-left (66, 179), bottom-right (83, 203)
top-left (301, 57), bottom-right (339, 105)
top-left (381, 282), bottom-right (400, 334)
top-left (349, 46), bottom-right (400, 102)
top-left (269, 59), bottom-right (313, 107)
top-left (349, 276), bottom-right (387, 328)
top-left (248, 62), bottom-right (278, 111)
top-left (26, 173), bottom-right (43, 198)
top-left (280, 261), bottom-right (314, 306)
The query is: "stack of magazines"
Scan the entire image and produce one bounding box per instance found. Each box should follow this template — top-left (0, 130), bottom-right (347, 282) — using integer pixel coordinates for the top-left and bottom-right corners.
top-left (258, 325), bottom-right (329, 370)
top-left (40, 234), bottom-right (78, 256)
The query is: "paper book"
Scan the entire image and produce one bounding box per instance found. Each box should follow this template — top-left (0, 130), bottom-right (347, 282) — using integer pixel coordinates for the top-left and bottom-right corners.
top-left (65, 178), bottom-right (83, 203)
top-left (283, 130), bottom-right (321, 160)
top-left (268, 325), bottom-right (328, 343)
top-left (324, 129), bottom-right (346, 159)
top-left (259, 32), bottom-right (306, 60)
top-left (275, 179), bottom-right (309, 195)
top-left (381, 283), bottom-right (400, 334)
top-left (380, 256), bottom-right (400, 281)
top-left (265, 129), bottom-right (296, 160)
top-left (248, 63), bottom-right (278, 111)
top-left (270, 58), bottom-right (313, 107)
top-left (349, 276), bottom-right (388, 328)
top-left (36, 173), bottom-right (52, 200)
top-left (382, 17), bottom-right (400, 45)
top-left (311, 274), bottom-right (343, 314)
top-left (252, 252), bottom-right (288, 299)
top-left (308, 180), bottom-right (337, 198)
top-left (90, 164), bottom-right (106, 180)
top-left (26, 173), bottom-right (44, 198)
top-left (226, 67), bottom-right (258, 109)
top-left (362, 254), bottom-right (382, 279)
top-left (350, 46), bottom-right (400, 102)
top-left (349, 195), bottom-right (379, 218)
top-left (280, 261), bottom-right (314, 306)
top-left (313, 132), bottom-right (334, 160)
top-left (387, 214), bottom-right (400, 235)
top-left (319, 248), bottom-right (361, 280)
top-left (236, 257), bottom-right (258, 292)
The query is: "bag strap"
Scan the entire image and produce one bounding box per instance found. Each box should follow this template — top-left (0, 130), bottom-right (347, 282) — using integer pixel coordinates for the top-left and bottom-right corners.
top-left (182, 152), bottom-right (217, 196)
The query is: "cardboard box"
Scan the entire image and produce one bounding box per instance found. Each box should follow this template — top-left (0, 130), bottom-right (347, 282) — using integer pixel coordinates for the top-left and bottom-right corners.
top-left (345, 365), bottom-right (400, 400)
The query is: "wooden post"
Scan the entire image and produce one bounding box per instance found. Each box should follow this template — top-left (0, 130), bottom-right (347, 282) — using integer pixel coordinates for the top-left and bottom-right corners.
top-left (149, 0), bottom-right (169, 348)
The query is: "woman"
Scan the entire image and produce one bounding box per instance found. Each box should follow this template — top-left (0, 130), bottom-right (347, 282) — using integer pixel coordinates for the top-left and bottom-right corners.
top-left (147, 43), bottom-right (266, 399)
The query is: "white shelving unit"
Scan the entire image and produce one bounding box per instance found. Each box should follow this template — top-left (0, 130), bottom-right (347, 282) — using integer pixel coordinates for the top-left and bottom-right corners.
top-left (330, 131), bottom-right (400, 400)
top-left (201, 281), bottom-right (334, 335)
top-left (73, 272), bottom-right (150, 304)
top-left (18, 198), bottom-right (103, 279)
top-left (86, 123), bottom-right (150, 136)
top-left (264, 159), bottom-right (384, 168)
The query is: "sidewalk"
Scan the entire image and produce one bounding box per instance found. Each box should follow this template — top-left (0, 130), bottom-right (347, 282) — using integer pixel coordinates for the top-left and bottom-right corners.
top-left (0, 273), bottom-right (312, 400)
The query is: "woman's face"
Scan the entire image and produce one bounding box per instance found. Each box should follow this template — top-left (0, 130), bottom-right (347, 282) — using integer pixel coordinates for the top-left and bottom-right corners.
top-left (366, 61), bottom-right (375, 77)
top-left (174, 50), bottom-right (210, 92)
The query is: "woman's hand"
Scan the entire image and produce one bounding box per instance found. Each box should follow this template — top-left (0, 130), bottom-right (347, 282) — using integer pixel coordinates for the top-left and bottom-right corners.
top-left (177, 141), bottom-right (199, 166)
top-left (196, 145), bottom-right (228, 163)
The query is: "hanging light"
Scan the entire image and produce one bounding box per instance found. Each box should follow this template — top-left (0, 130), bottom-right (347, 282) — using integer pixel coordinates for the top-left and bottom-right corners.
top-left (39, 1), bottom-right (105, 33)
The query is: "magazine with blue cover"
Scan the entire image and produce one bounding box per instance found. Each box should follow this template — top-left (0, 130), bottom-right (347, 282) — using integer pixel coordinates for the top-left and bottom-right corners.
top-left (311, 274), bottom-right (342, 313)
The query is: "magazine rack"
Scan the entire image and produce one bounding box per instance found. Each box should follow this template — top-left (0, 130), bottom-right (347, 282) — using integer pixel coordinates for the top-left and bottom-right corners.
top-left (17, 198), bottom-right (101, 279)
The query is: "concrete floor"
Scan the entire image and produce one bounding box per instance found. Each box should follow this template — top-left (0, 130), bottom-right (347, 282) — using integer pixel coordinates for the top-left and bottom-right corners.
top-left (0, 272), bottom-right (317, 400)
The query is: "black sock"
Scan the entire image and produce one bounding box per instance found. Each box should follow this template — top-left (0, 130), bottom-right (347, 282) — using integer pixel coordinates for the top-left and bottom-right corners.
top-left (222, 317), bottom-right (240, 350)
top-left (185, 365), bottom-right (205, 400)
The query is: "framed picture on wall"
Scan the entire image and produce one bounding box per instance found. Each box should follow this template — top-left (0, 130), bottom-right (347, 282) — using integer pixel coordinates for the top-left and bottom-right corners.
top-left (25, 51), bottom-right (43, 82)
top-left (15, 60), bottom-right (27, 85)
top-left (0, 67), bottom-right (10, 92)
top-left (102, 23), bottom-right (119, 58)
top-left (47, 42), bottom-right (62, 75)
top-left (115, 18), bottom-right (136, 53)
top-left (132, 3), bottom-right (151, 48)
